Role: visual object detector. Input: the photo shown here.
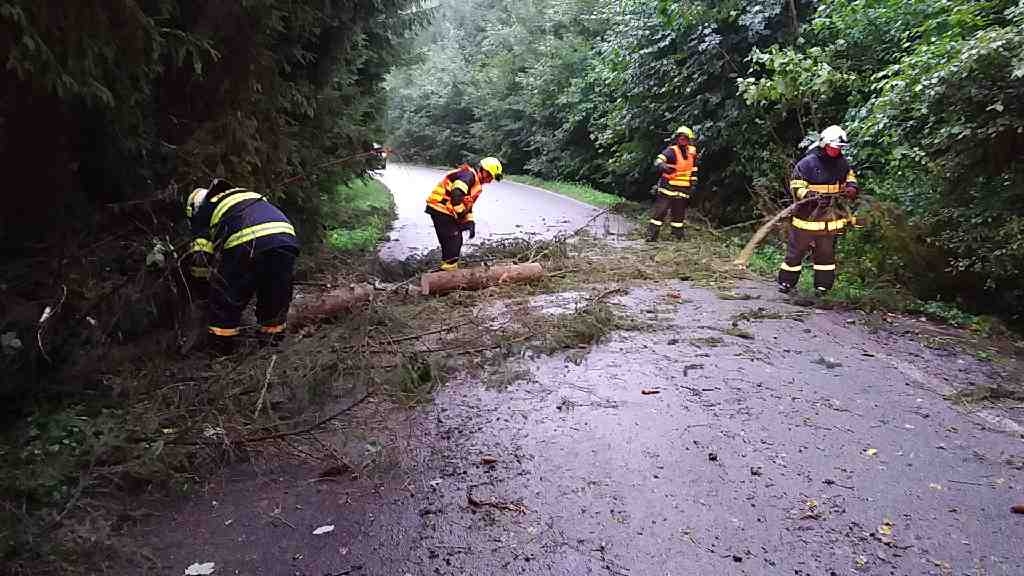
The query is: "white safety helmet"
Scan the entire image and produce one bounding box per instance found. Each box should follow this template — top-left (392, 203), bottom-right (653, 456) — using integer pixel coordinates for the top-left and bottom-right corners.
top-left (185, 187), bottom-right (208, 218)
top-left (819, 125), bottom-right (849, 148)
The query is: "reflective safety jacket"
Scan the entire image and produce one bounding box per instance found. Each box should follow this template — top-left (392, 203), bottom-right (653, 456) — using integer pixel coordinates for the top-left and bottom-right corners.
top-left (655, 145), bottom-right (699, 197)
top-left (188, 188), bottom-right (298, 268)
top-left (426, 164), bottom-right (482, 221)
top-left (789, 149), bottom-right (859, 234)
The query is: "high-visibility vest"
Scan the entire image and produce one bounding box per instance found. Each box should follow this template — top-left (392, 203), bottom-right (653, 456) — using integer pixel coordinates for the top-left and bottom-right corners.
top-left (663, 145), bottom-right (698, 187)
top-left (426, 165), bottom-right (481, 219)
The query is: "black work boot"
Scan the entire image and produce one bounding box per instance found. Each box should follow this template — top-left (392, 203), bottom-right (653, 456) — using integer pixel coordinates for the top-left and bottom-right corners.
top-left (777, 282), bottom-right (794, 294)
top-left (671, 227), bottom-right (686, 241)
top-left (645, 224), bottom-right (660, 242)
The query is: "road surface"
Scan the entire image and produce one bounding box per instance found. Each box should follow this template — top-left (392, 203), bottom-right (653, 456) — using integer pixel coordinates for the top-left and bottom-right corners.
top-left (375, 164), bottom-right (629, 261)
top-left (129, 278), bottom-right (1024, 576)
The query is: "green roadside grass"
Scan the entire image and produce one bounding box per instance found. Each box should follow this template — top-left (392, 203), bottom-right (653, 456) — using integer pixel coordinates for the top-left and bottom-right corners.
top-left (324, 178), bottom-right (396, 251)
top-left (745, 238), bottom-right (999, 335)
top-left (508, 175), bottom-right (624, 208)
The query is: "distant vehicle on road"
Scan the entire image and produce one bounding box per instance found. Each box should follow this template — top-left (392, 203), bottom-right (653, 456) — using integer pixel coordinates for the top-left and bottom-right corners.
top-left (372, 143), bottom-right (388, 169)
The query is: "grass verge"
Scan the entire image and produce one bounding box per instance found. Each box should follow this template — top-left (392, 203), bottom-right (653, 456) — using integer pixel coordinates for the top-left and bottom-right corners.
top-left (508, 175), bottom-right (625, 208)
top-left (324, 178), bottom-right (395, 251)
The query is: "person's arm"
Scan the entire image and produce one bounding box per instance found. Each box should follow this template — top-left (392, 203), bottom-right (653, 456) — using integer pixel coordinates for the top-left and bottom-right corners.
top-left (789, 161), bottom-right (812, 201)
top-left (654, 147), bottom-right (675, 173)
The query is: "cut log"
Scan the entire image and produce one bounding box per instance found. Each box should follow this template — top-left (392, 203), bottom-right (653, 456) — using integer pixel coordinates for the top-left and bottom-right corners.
top-left (288, 283), bottom-right (374, 327)
top-left (421, 263), bottom-right (544, 296)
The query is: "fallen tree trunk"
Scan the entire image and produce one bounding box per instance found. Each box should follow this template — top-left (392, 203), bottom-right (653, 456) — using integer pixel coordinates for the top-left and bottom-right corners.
top-left (288, 283), bottom-right (375, 327)
top-left (421, 263), bottom-right (544, 296)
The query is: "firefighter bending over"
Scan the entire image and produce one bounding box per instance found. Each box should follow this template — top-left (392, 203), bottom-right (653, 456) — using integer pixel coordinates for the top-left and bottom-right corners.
top-left (648, 126), bottom-right (699, 242)
top-left (425, 157), bottom-right (503, 270)
top-left (777, 125), bottom-right (859, 295)
top-left (185, 178), bottom-right (300, 354)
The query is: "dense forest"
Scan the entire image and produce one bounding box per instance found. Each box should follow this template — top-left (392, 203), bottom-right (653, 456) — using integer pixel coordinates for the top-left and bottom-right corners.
top-left (387, 0), bottom-right (1024, 321)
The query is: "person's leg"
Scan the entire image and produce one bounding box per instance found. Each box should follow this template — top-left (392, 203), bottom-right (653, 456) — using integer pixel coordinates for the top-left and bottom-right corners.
top-left (647, 195), bottom-right (671, 241)
top-left (812, 233), bottom-right (837, 293)
top-left (777, 228), bottom-right (812, 292)
top-left (208, 247), bottom-right (257, 354)
top-left (669, 196), bottom-right (689, 239)
top-left (429, 211), bottom-right (462, 270)
top-left (255, 246), bottom-right (298, 344)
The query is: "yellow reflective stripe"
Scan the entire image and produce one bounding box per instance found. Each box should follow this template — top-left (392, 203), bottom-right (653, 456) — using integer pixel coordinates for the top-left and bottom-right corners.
top-left (190, 238), bottom-right (214, 254)
top-left (211, 192), bottom-right (263, 227)
top-left (813, 264), bottom-right (837, 271)
top-left (779, 262), bottom-right (802, 272)
top-left (223, 222), bottom-right (296, 250)
top-left (649, 219), bottom-right (663, 226)
top-left (464, 212), bottom-right (475, 222)
top-left (656, 154), bottom-right (667, 162)
top-left (190, 266), bottom-right (211, 279)
top-left (670, 222), bottom-right (685, 228)
top-left (657, 188), bottom-right (690, 198)
top-left (792, 217), bottom-right (847, 231)
top-left (209, 326), bottom-right (240, 336)
top-left (807, 183), bottom-right (841, 194)
top-left (451, 180), bottom-right (469, 193)
top-left (209, 187), bottom-right (249, 203)
top-left (846, 170), bottom-right (857, 183)
top-left (259, 323), bottom-right (287, 334)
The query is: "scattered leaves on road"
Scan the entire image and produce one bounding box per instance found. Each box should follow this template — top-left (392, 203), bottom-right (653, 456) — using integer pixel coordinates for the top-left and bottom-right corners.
top-left (864, 448), bottom-right (878, 457)
top-left (641, 388), bottom-right (661, 395)
top-left (313, 525), bottom-right (335, 535)
top-left (184, 562), bottom-right (216, 575)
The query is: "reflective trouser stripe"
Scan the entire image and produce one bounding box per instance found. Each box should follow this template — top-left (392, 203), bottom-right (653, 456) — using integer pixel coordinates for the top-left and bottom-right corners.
top-left (190, 266), bottom-right (211, 279)
top-left (259, 323), bottom-right (287, 334)
top-left (209, 326), bottom-right (240, 336)
top-left (813, 264), bottom-right (836, 271)
top-left (223, 222), bottom-right (296, 250)
top-left (670, 222), bottom-right (684, 228)
top-left (649, 219), bottom-right (663, 226)
top-left (779, 262), bottom-right (802, 272)
top-left (792, 217), bottom-right (847, 231)
top-left (657, 188), bottom-right (690, 198)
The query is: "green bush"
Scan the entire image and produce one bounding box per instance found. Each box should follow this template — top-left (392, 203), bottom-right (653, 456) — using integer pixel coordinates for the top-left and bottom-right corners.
top-left (324, 179), bottom-right (396, 252)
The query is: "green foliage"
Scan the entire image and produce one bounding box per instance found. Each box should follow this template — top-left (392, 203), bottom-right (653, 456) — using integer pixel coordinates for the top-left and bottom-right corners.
top-left (324, 178), bottom-right (396, 252)
top-left (507, 175), bottom-right (624, 208)
top-left (0, 0), bottom-right (428, 248)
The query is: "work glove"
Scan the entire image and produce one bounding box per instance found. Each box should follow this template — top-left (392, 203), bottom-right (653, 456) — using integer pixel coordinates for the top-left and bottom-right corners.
top-left (461, 220), bottom-right (476, 239)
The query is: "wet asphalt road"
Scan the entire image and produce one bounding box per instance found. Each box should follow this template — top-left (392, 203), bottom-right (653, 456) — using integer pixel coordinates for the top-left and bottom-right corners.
top-left (375, 164), bottom-right (629, 261)
top-left (135, 279), bottom-right (1024, 576)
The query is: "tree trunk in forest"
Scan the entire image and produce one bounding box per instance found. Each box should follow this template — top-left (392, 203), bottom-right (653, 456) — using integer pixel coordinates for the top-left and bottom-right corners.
top-left (420, 263), bottom-right (545, 296)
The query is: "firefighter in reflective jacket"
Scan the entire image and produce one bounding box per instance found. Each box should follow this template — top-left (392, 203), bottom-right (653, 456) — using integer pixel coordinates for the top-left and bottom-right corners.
top-left (648, 126), bottom-right (699, 241)
top-left (777, 125), bottom-right (859, 295)
top-left (185, 178), bottom-right (299, 354)
top-left (425, 157), bottom-right (503, 270)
